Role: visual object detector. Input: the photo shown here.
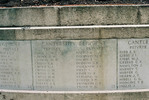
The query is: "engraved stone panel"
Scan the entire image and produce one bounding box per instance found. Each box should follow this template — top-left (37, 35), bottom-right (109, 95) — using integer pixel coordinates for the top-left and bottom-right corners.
top-left (32, 40), bottom-right (116, 91)
top-left (103, 39), bottom-right (117, 90)
top-left (118, 39), bottom-right (149, 89)
top-left (0, 41), bottom-right (32, 90)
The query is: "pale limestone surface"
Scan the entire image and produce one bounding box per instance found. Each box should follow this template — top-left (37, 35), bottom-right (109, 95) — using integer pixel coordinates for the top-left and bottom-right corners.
top-left (0, 40), bottom-right (116, 91)
top-left (32, 40), bottom-right (116, 91)
top-left (118, 39), bottom-right (149, 89)
top-left (0, 41), bottom-right (32, 90)
top-left (102, 39), bottom-right (117, 90)
top-left (1, 39), bottom-right (149, 90)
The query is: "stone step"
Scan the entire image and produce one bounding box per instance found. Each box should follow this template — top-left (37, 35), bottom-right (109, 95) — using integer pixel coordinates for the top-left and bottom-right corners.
top-left (0, 25), bottom-right (149, 40)
top-left (0, 5), bottom-right (149, 26)
top-left (0, 89), bottom-right (149, 100)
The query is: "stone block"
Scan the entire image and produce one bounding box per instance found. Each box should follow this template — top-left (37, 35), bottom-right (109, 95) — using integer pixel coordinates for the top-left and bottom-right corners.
top-left (140, 6), bottom-right (149, 24)
top-left (60, 6), bottom-right (138, 26)
top-left (0, 7), bottom-right (58, 26)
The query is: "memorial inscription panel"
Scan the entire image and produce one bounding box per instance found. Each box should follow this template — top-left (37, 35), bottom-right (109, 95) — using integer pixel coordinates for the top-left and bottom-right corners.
top-left (118, 39), bottom-right (149, 89)
top-left (0, 41), bottom-right (32, 90)
top-left (4, 39), bottom-right (149, 91)
top-left (32, 40), bottom-right (116, 91)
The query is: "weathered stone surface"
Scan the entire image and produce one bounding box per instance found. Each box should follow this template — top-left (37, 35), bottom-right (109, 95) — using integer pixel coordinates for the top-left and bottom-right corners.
top-left (140, 6), bottom-right (149, 24)
top-left (118, 39), bottom-right (149, 89)
top-left (100, 28), bottom-right (137, 38)
top-left (0, 30), bottom-right (15, 40)
top-left (102, 39), bottom-right (117, 90)
top-left (60, 6), bottom-right (138, 26)
top-left (1, 5), bottom-right (149, 26)
top-left (0, 91), bottom-right (149, 100)
top-left (0, 41), bottom-right (32, 90)
top-left (32, 40), bottom-right (116, 91)
top-left (102, 92), bottom-right (149, 100)
top-left (0, 92), bottom-right (65, 100)
top-left (0, 40), bottom-right (116, 91)
top-left (99, 27), bottom-right (149, 39)
top-left (0, 7), bottom-right (58, 26)
top-left (1, 39), bottom-right (149, 90)
top-left (15, 28), bottom-right (100, 40)
top-left (11, 27), bottom-right (149, 40)
top-left (1, 27), bottom-right (149, 40)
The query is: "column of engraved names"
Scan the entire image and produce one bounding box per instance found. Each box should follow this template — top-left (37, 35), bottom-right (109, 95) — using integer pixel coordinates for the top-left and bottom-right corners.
top-left (33, 41), bottom-right (61, 90)
top-left (76, 41), bottom-right (101, 90)
top-left (0, 42), bottom-right (20, 89)
top-left (118, 39), bottom-right (148, 89)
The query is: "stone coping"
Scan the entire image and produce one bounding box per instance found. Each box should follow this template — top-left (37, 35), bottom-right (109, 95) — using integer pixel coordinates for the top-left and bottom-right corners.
top-left (0, 5), bottom-right (149, 26)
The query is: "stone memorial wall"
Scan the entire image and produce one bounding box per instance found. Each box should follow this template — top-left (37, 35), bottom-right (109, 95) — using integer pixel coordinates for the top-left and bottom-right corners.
top-left (0, 39), bottom-right (148, 91)
top-left (0, 5), bottom-right (149, 100)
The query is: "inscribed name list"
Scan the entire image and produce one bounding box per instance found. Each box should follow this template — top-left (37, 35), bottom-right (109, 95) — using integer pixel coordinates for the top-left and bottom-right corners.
top-left (32, 40), bottom-right (116, 91)
top-left (0, 41), bottom-right (32, 90)
top-left (118, 39), bottom-right (149, 89)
